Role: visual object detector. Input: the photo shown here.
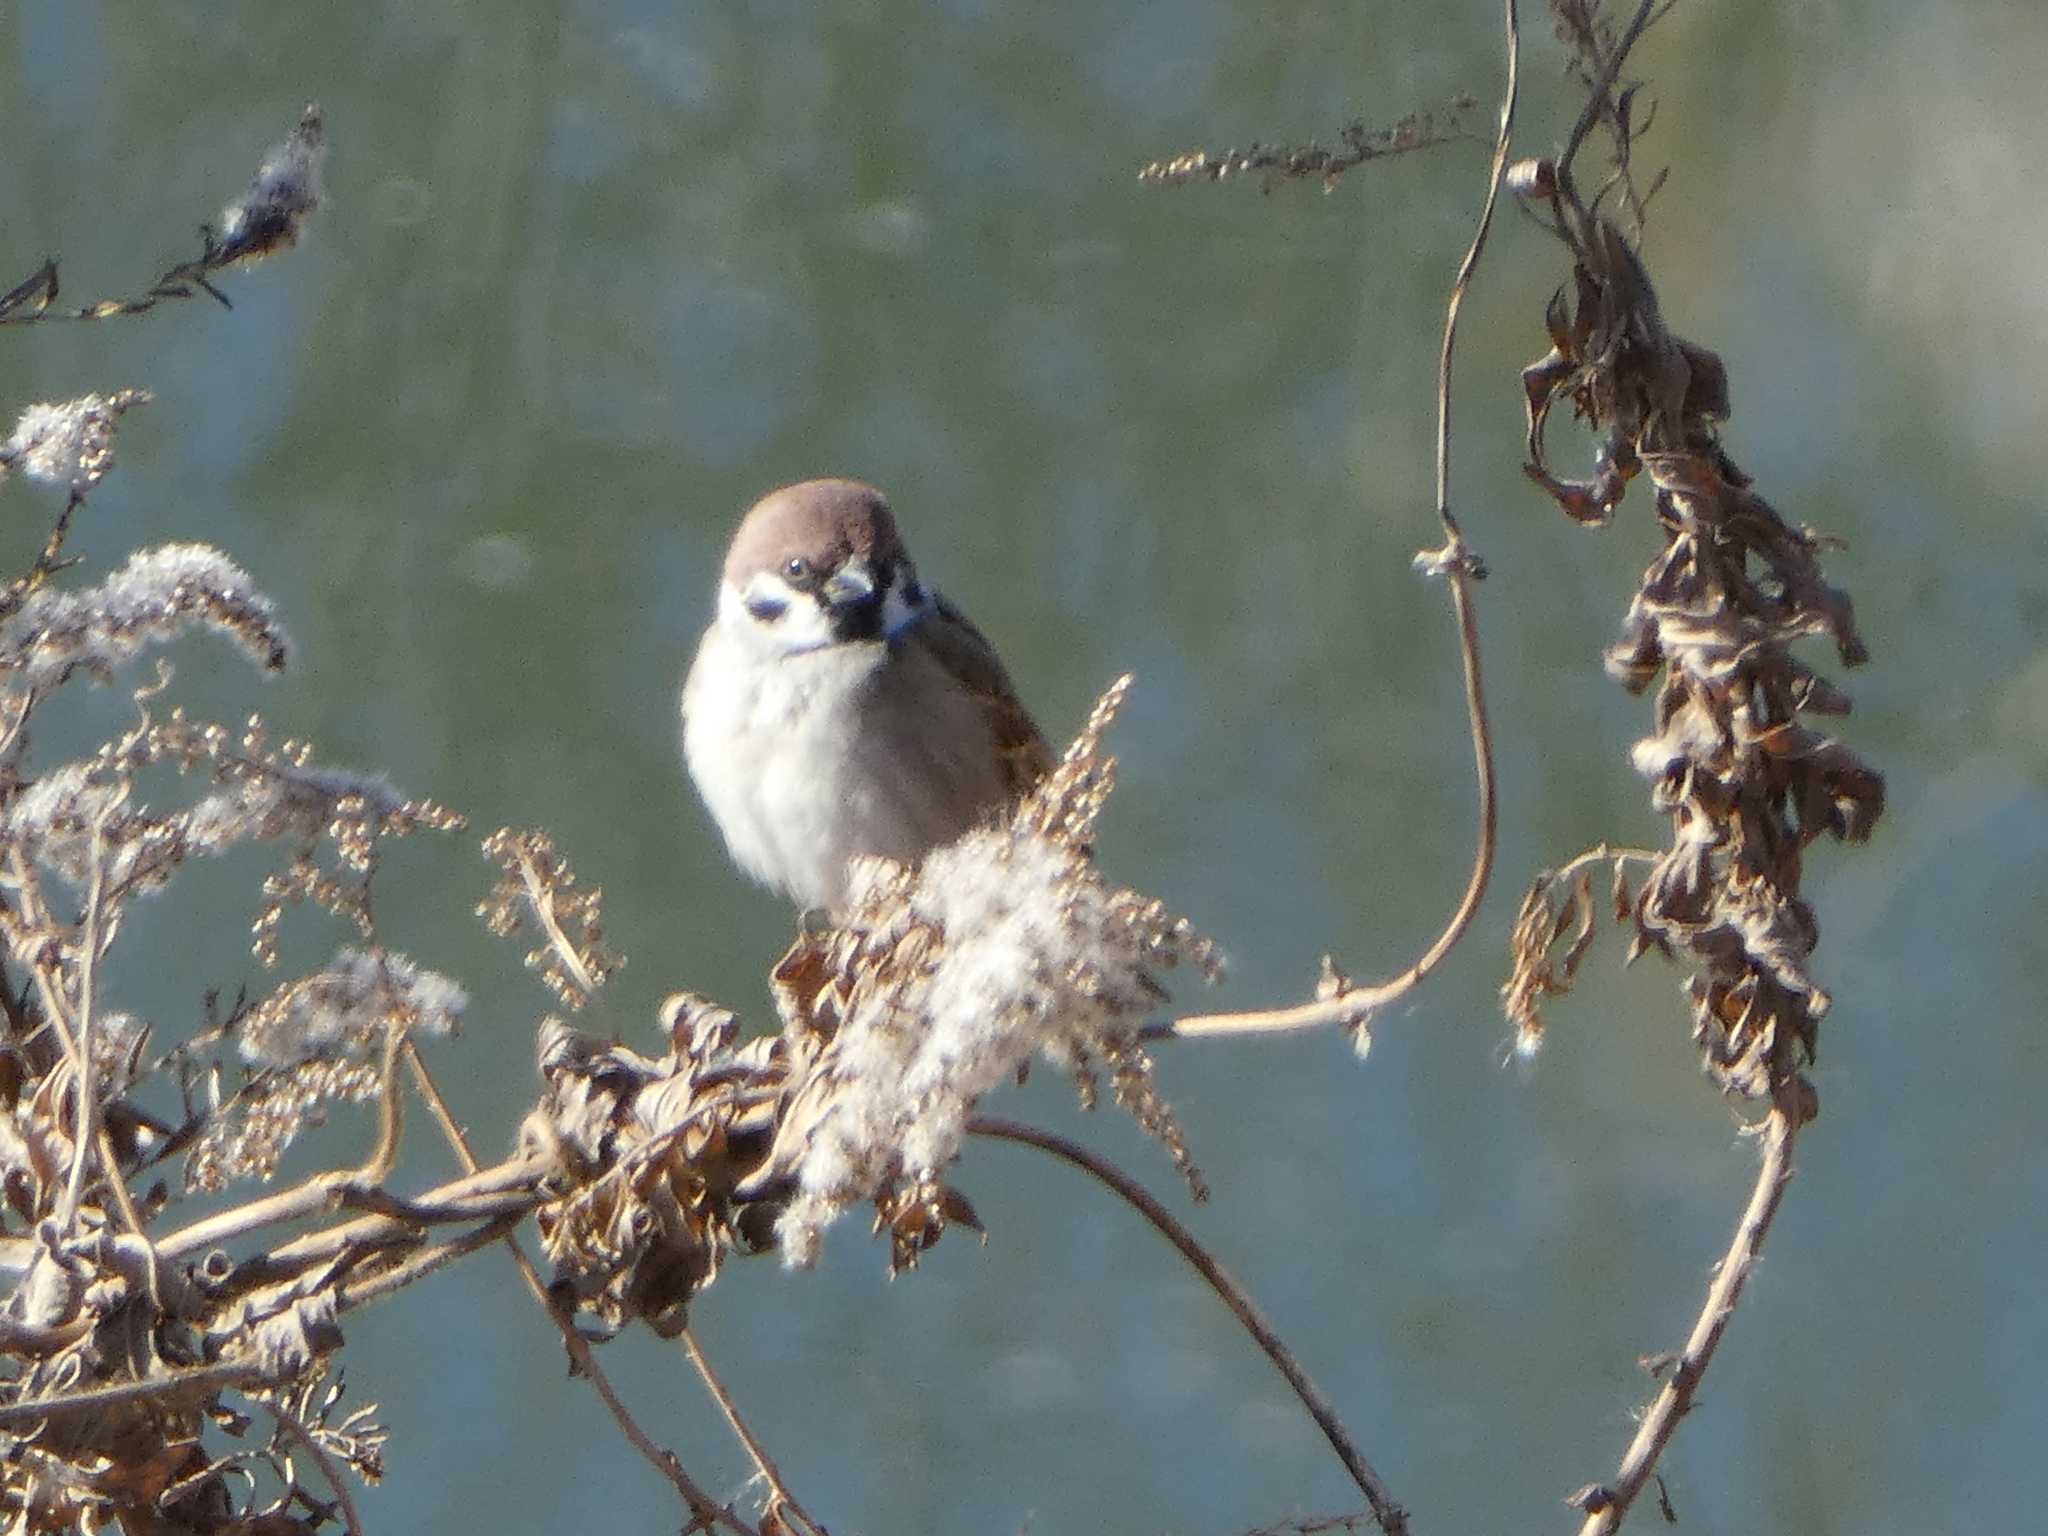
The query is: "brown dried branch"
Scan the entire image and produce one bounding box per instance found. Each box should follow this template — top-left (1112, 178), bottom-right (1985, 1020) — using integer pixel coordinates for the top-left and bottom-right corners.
top-left (0, 1356), bottom-right (270, 1432)
top-left (681, 1325), bottom-right (826, 1536)
top-left (1570, 1092), bottom-right (1808, 1533)
top-left (971, 1116), bottom-right (1406, 1536)
top-left (1510, 180), bottom-right (1880, 1098)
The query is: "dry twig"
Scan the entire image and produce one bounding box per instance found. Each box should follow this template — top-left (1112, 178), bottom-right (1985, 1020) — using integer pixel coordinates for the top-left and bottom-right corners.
top-left (1568, 1092), bottom-right (1805, 1532)
top-left (971, 1116), bottom-right (1407, 1536)
top-left (1160, 0), bottom-right (1522, 1050)
top-left (1139, 99), bottom-right (1479, 190)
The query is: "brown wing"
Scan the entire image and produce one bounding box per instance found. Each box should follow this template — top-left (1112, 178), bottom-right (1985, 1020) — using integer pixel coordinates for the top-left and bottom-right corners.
top-left (919, 593), bottom-right (1054, 799)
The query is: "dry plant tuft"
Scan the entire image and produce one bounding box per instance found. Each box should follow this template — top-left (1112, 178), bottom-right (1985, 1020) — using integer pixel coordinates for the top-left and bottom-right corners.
top-left (0, 105), bottom-right (324, 327)
top-left (0, 390), bottom-right (151, 496)
top-left (1506, 170), bottom-right (1882, 1103)
top-left (0, 543), bottom-right (289, 686)
top-left (758, 673), bottom-right (1220, 1267)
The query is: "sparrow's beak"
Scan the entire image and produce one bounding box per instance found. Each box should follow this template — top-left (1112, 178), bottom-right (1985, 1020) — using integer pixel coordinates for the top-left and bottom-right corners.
top-left (821, 560), bottom-right (883, 641)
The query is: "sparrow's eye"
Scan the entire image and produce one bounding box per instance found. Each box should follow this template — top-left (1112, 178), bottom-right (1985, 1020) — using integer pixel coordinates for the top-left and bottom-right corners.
top-left (745, 594), bottom-right (788, 622)
top-left (783, 556), bottom-right (812, 582)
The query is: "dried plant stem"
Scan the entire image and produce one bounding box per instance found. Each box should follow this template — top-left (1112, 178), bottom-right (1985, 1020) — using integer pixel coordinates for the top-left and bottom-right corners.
top-left (969, 1116), bottom-right (1407, 1535)
top-left (1168, 0), bottom-right (1519, 1045)
top-left (1549, 843), bottom-right (1660, 884)
top-left (56, 805), bottom-right (114, 1230)
top-left (332, 1210), bottom-right (525, 1312)
top-left (519, 851), bottom-right (601, 1000)
top-left (400, 1043), bottom-right (754, 1536)
top-left (1556, 0), bottom-right (1664, 191)
top-left (155, 1153), bottom-right (544, 1265)
top-left (681, 1325), bottom-right (827, 1536)
top-left (0, 1356), bottom-right (269, 1430)
top-left (1575, 1096), bottom-right (1804, 1533)
top-left (255, 1392), bottom-right (365, 1536)
top-left (401, 1038), bottom-right (473, 1167)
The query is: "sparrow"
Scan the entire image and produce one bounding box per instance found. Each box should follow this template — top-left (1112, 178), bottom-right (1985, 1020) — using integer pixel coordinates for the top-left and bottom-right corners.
top-left (682, 478), bottom-right (1052, 912)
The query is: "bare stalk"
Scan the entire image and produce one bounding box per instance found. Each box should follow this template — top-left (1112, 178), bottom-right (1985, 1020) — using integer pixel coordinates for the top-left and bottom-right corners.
top-left (970, 1116), bottom-right (1407, 1535)
top-left (681, 1325), bottom-right (827, 1536)
top-left (1573, 1095), bottom-right (1806, 1533)
top-left (56, 801), bottom-right (116, 1230)
top-left (1168, 0), bottom-right (1520, 1045)
top-left (331, 1211), bottom-right (526, 1312)
top-left (401, 1041), bottom-right (754, 1536)
top-left (0, 1357), bottom-right (269, 1430)
top-left (156, 1152), bottom-right (548, 1264)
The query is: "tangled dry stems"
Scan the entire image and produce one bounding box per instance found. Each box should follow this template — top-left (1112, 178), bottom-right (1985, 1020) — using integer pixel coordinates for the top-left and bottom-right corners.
top-left (0, 13), bottom-right (1887, 1534)
top-left (0, 270), bottom-right (1221, 1526)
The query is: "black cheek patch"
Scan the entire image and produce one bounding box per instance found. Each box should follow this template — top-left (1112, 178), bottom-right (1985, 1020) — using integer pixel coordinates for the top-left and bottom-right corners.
top-left (745, 594), bottom-right (789, 622)
top-left (828, 593), bottom-right (884, 643)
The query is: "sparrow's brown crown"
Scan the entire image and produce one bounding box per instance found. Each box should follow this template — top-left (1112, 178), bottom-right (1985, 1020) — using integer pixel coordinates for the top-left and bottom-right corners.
top-left (723, 478), bottom-right (907, 589)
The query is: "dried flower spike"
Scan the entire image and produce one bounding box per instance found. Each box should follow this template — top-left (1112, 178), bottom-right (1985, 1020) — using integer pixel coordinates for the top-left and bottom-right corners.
top-left (0, 390), bottom-right (150, 494)
top-left (762, 674), bottom-right (1219, 1266)
top-left (209, 104), bottom-right (326, 269)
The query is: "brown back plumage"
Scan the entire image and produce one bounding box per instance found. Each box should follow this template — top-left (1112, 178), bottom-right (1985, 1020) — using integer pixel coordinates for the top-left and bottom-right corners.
top-left (919, 592), bottom-right (1054, 800)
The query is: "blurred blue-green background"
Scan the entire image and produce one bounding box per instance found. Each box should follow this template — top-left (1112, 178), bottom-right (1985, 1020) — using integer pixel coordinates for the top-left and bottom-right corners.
top-left (1, 2), bottom-right (2041, 1531)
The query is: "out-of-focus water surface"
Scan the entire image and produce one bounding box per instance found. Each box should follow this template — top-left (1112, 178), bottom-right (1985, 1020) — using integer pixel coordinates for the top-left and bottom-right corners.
top-left (1, 2), bottom-right (2041, 1530)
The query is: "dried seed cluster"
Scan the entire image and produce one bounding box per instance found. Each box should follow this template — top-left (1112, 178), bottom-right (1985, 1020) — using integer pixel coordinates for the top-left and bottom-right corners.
top-left (524, 1001), bottom-right (793, 1336)
top-left (1509, 218), bottom-right (1882, 1101)
top-left (478, 827), bottom-right (622, 1011)
top-left (1138, 100), bottom-right (1477, 190)
top-left (0, 117), bottom-right (477, 1519)
top-left (186, 949), bottom-right (468, 1192)
top-left (757, 675), bottom-right (1218, 1266)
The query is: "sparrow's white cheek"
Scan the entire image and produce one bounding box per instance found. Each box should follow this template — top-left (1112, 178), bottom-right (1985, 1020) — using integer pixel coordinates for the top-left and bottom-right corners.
top-left (721, 577), bottom-right (836, 655)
